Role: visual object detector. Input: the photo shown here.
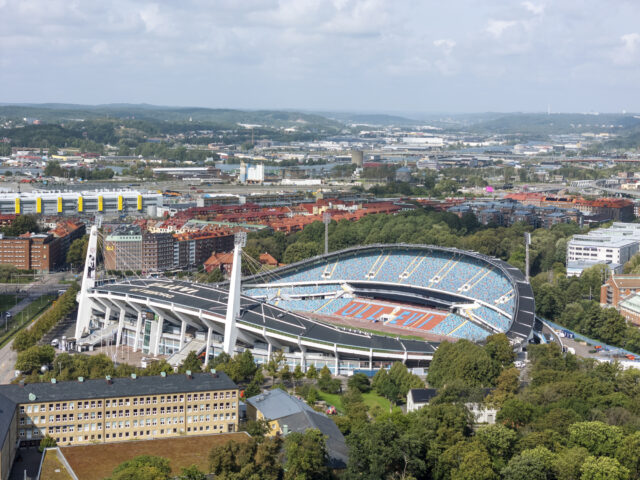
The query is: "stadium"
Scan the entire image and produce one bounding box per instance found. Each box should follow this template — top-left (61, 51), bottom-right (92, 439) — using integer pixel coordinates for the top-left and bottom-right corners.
top-left (74, 231), bottom-right (535, 374)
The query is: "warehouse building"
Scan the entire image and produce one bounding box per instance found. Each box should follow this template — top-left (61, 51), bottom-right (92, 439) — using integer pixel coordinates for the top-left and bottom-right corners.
top-left (0, 190), bottom-right (161, 216)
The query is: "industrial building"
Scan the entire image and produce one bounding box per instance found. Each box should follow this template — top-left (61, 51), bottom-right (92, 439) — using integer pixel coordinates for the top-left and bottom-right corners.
top-left (0, 372), bottom-right (239, 480)
top-left (0, 190), bottom-right (162, 216)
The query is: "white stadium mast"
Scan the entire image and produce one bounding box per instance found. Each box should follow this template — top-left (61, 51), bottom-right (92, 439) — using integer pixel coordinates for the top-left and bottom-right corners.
top-left (75, 225), bottom-right (99, 339)
top-left (223, 232), bottom-right (246, 355)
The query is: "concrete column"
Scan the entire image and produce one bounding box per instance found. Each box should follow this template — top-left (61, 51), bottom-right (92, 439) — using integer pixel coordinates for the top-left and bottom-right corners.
top-left (116, 308), bottom-right (126, 347)
top-left (369, 348), bottom-right (373, 370)
top-left (133, 311), bottom-right (142, 353)
top-left (333, 344), bottom-right (339, 375)
top-left (267, 342), bottom-right (272, 362)
top-left (299, 346), bottom-right (306, 372)
top-left (179, 320), bottom-right (187, 350)
top-left (205, 327), bottom-right (212, 364)
top-left (104, 306), bottom-right (112, 327)
top-left (153, 314), bottom-right (164, 357)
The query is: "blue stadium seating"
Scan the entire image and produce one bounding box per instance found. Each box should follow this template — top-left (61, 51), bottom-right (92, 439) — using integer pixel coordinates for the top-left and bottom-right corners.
top-left (245, 248), bottom-right (517, 340)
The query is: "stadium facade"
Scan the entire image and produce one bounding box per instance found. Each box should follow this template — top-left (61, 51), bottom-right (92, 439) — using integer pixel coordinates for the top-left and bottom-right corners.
top-left (0, 190), bottom-right (161, 216)
top-left (74, 241), bottom-right (534, 374)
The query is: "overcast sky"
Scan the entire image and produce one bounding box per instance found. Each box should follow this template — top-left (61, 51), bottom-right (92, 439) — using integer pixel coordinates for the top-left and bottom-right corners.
top-left (2, 0), bottom-right (640, 114)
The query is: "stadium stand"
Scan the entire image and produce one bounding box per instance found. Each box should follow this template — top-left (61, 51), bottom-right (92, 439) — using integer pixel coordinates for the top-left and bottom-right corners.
top-left (244, 246), bottom-right (527, 342)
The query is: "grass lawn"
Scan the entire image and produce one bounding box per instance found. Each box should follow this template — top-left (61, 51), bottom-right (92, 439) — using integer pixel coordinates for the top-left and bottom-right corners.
top-left (61, 433), bottom-right (250, 479)
top-left (317, 390), bottom-right (393, 414)
top-left (0, 295), bottom-right (19, 313)
top-left (13, 295), bottom-right (56, 325)
top-left (0, 294), bottom-right (56, 348)
top-left (40, 450), bottom-right (74, 480)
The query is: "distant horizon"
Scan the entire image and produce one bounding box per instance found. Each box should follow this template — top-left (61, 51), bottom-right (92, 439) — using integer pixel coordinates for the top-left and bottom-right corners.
top-left (0, 102), bottom-right (636, 118)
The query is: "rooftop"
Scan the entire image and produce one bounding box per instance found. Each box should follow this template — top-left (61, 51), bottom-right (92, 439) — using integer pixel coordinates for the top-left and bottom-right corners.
top-left (0, 372), bottom-right (237, 405)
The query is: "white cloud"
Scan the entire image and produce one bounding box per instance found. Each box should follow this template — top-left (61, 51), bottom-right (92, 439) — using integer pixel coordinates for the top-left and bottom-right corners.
top-left (433, 39), bottom-right (456, 55)
top-left (612, 32), bottom-right (640, 65)
top-left (485, 20), bottom-right (518, 38)
top-left (522, 1), bottom-right (544, 16)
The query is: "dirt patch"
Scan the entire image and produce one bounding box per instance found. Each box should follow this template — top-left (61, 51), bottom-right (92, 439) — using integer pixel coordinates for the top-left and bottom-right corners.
top-left (60, 433), bottom-right (250, 479)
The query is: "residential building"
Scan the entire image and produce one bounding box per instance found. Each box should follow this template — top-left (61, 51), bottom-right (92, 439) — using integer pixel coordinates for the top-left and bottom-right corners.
top-left (600, 275), bottom-right (640, 307)
top-left (245, 389), bottom-right (348, 469)
top-left (407, 388), bottom-right (498, 424)
top-left (0, 221), bottom-right (85, 272)
top-left (0, 372), bottom-right (239, 480)
top-left (105, 225), bottom-right (234, 272)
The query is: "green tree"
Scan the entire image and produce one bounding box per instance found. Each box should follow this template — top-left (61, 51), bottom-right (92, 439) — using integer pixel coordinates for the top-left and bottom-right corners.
top-left (66, 235), bottom-right (88, 268)
top-left (568, 421), bottom-right (624, 457)
top-left (107, 455), bottom-right (171, 480)
top-left (306, 364), bottom-right (318, 381)
top-left (451, 445), bottom-right (497, 480)
top-left (282, 242), bottom-right (321, 264)
top-left (293, 364), bottom-right (305, 388)
top-left (580, 456), bottom-right (630, 480)
top-left (1, 214), bottom-right (39, 236)
top-left (283, 429), bottom-right (331, 480)
top-left (178, 465), bottom-right (207, 480)
top-left (12, 330), bottom-right (37, 352)
top-left (475, 424), bottom-right (518, 472)
top-left (552, 447), bottom-right (590, 480)
top-left (317, 365), bottom-right (341, 394)
top-left (496, 398), bottom-right (534, 429)
top-left (38, 435), bottom-right (57, 452)
top-left (347, 372), bottom-right (372, 393)
top-left (615, 432), bottom-right (640, 479)
top-left (178, 351), bottom-right (202, 374)
top-left (16, 345), bottom-right (55, 374)
top-left (501, 446), bottom-right (556, 480)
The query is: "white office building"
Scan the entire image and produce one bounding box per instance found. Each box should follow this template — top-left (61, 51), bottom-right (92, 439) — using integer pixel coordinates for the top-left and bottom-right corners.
top-left (566, 223), bottom-right (640, 276)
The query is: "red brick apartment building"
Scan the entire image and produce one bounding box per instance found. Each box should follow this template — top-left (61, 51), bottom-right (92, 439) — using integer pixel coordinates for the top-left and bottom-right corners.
top-left (600, 275), bottom-right (640, 306)
top-left (505, 194), bottom-right (634, 221)
top-left (0, 220), bottom-right (85, 272)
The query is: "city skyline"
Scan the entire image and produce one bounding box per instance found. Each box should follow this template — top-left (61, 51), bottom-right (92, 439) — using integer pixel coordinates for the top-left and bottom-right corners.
top-left (1, 0), bottom-right (640, 113)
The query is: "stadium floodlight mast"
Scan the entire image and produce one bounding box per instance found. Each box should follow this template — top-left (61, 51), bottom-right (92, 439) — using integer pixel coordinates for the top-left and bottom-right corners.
top-left (323, 212), bottom-right (331, 255)
top-left (223, 232), bottom-right (246, 355)
top-left (75, 224), bottom-right (99, 339)
top-left (524, 232), bottom-right (531, 282)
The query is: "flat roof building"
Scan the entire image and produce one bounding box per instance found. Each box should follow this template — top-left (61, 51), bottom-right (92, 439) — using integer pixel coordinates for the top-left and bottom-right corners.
top-left (567, 223), bottom-right (640, 277)
top-left (0, 372), bottom-right (239, 480)
top-left (0, 190), bottom-right (161, 216)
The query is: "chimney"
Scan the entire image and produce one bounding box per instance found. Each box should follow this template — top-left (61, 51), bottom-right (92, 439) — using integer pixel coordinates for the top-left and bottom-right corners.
top-left (19, 380), bottom-right (25, 388)
top-left (186, 370), bottom-right (192, 379)
top-left (210, 368), bottom-right (218, 378)
top-left (282, 424), bottom-right (289, 436)
top-left (78, 377), bottom-right (84, 382)
top-left (51, 378), bottom-right (57, 384)
top-left (131, 373), bottom-right (137, 380)
top-left (105, 375), bottom-right (112, 385)
top-left (161, 371), bottom-right (167, 377)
